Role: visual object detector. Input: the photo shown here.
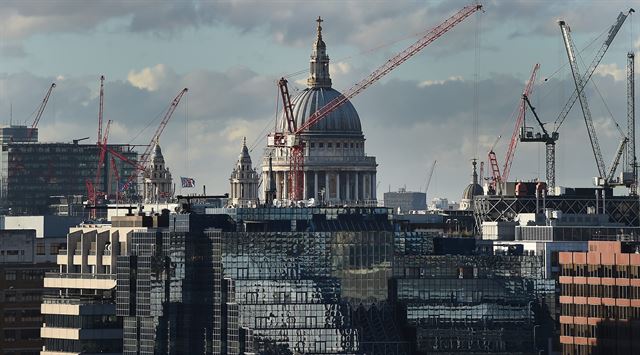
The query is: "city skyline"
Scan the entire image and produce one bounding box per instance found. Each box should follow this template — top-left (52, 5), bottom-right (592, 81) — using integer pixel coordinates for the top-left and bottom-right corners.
top-left (0, 0), bottom-right (638, 201)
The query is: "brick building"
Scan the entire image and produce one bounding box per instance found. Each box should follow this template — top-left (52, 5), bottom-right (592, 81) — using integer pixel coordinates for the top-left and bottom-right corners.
top-left (559, 241), bottom-right (640, 354)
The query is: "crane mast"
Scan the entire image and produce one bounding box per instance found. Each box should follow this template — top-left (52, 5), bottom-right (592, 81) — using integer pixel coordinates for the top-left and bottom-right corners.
top-left (28, 83), bottom-right (56, 140)
top-left (627, 52), bottom-right (636, 194)
top-left (98, 75), bottom-right (105, 144)
top-left (278, 78), bottom-right (296, 133)
top-left (274, 3), bottom-right (483, 200)
top-left (559, 20), bottom-right (607, 179)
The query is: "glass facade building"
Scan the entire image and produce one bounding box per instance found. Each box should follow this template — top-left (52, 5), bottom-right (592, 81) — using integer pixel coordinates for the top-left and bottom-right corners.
top-left (115, 207), bottom-right (558, 354)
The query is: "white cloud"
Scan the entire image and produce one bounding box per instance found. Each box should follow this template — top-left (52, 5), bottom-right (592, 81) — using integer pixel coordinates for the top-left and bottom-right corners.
top-left (595, 63), bottom-right (625, 81)
top-left (127, 64), bottom-right (168, 91)
top-left (418, 75), bottom-right (463, 88)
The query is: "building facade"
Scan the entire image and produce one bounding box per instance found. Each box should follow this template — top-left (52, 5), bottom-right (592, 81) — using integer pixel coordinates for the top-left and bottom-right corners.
top-left (0, 141), bottom-right (137, 215)
top-left (0, 229), bottom-right (63, 355)
top-left (262, 18), bottom-right (377, 205)
top-left (142, 142), bottom-right (173, 204)
top-left (229, 138), bottom-right (259, 208)
top-left (559, 241), bottom-right (640, 355)
top-left (384, 188), bottom-right (427, 213)
top-left (40, 216), bottom-right (158, 354)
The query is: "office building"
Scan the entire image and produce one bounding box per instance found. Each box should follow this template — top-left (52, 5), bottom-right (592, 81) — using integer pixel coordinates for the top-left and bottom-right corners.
top-left (40, 215), bottom-right (159, 354)
top-left (0, 229), bottom-right (63, 355)
top-left (0, 140), bottom-right (137, 215)
top-left (559, 240), bottom-right (640, 355)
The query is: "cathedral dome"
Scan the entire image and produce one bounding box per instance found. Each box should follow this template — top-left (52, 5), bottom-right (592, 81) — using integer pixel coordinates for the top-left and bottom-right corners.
top-left (462, 183), bottom-right (483, 200)
top-left (282, 87), bottom-right (362, 135)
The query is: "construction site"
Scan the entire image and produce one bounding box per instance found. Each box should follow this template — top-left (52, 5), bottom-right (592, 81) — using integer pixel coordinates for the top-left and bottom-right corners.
top-left (0, 2), bottom-right (639, 355)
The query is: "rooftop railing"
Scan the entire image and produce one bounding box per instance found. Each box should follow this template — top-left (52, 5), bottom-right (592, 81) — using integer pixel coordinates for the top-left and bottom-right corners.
top-left (45, 272), bottom-right (115, 280)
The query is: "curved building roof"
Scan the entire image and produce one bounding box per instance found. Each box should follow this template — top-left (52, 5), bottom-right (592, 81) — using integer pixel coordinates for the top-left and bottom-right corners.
top-left (285, 87), bottom-right (362, 135)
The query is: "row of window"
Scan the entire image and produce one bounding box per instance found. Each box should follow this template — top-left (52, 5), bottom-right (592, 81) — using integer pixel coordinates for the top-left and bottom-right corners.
top-left (309, 141), bottom-right (361, 149)
top-left (561, 264), bottom-right (640, 278)
top-left (4, 269), bottom-right (47, 281)
top-left (561, 303), bottom-right (640, 319)
top-left (44, 314), bottom-right (121, 329)
top-left (561, 284), bottom-right (640, 299)
top-left (561, 321), bottom-right (637, 339)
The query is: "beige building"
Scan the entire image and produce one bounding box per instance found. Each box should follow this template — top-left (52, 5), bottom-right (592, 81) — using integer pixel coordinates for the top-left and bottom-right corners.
top-left (142, 142), bottom-right (173, 204)
top-left (40, 215), bottom-right (158, 355)
top-left (229, 138), bottom-right (259, 208)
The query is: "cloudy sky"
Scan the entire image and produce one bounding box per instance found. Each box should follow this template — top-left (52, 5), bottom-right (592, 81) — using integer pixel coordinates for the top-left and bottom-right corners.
top-left (0, 0), bottom-right (638, 201)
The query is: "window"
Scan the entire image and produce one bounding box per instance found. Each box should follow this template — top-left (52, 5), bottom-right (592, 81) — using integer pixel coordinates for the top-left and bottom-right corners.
top-left (336, 143), bottom-right (340, 148)
top-left (327, 143), bottom-right (332, 148)
top-left (5, 271), bottom-right (16, 280)
top-left (319, 143), bottom-right (324, 148)
top-left (36, 242), bottom-right (46, 255)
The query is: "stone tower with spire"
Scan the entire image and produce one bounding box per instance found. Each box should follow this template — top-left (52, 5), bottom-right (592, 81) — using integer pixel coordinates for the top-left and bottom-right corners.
top-left (460, 159), bottom-right (484, 210)
top-left (143, 140), bottom-right (173, 204)
top-left (229, 137), bottom-right (259, 208)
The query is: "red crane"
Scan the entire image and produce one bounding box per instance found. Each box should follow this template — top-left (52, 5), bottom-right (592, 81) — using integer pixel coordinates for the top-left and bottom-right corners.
top-left (273, 3), bottom-right (483, 200)
top-left (28, 83), bottom-right (56, 140)
top-left (97, 75), bottom-right (105, 144)
top-left (110, 156), bottom-right (121, 202)
top-left (120, 88), bottom-right (189, 192)
top-left (488, 63), bottom-right (539, 186)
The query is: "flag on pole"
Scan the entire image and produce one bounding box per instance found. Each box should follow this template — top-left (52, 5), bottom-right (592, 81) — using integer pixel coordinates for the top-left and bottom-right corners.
top-left (181, 177), bottom-right (196, 188)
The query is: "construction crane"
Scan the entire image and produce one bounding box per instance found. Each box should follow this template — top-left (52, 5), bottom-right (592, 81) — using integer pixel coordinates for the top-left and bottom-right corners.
top-left (560, 20), bottom-right (628, 187)
top-left (87, 119), bottom-right (111, 209)
top-left (502, 63), bottom-right (540, 181)
top-left (28, 83), bottom-right (56, 140)
top-left (271, 3), bottom-right (483, 200)
top-left (487, 135), bottom-right (501, 190)
top-left (422, 160), bottom-right (437, 194)
top-left (486, 64), bottom-right (539, 192)
top-left (96, 119), bottom-right (112, 194)
top-left (97, 75), bottom-right (105, 144)
top-left (120, 88), bottom-right (189, 192)
top-left (520, 92), bottom-right (559, 190)
top-left (110, 157), bottom-right (121, 202)
top-left (626, 52), bottom-right (636, 194)
top-left (552, 10), bottom-right (633, 133)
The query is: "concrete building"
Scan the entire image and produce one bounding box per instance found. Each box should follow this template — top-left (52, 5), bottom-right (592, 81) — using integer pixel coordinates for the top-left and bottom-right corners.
top-left (262, 18), bottom-right (378, 205)
top-left (559, 241), bottom-right (640, 354)
top-left (142, 141), bottom-right (173, 204)
top-left (0, 125), bottom-right (38, 144)
top-left (2, 215), bottom-right (83, 239)
top-left (0, 140), bottom-right (137, 215)
top-left (0, 229), bottom-right (63, 355)
top-left (39, 215), bottom-right (158, 354)
top-left (229, 138), bottom-right (259, 208)
top-left (384, 188), bottom-right (426, 213)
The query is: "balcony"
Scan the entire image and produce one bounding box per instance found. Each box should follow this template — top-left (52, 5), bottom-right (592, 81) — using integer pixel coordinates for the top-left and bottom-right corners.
top-left (44, 273), bottom-right (116, 290)
top-left (45, 272), bottom-right (115, 280)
